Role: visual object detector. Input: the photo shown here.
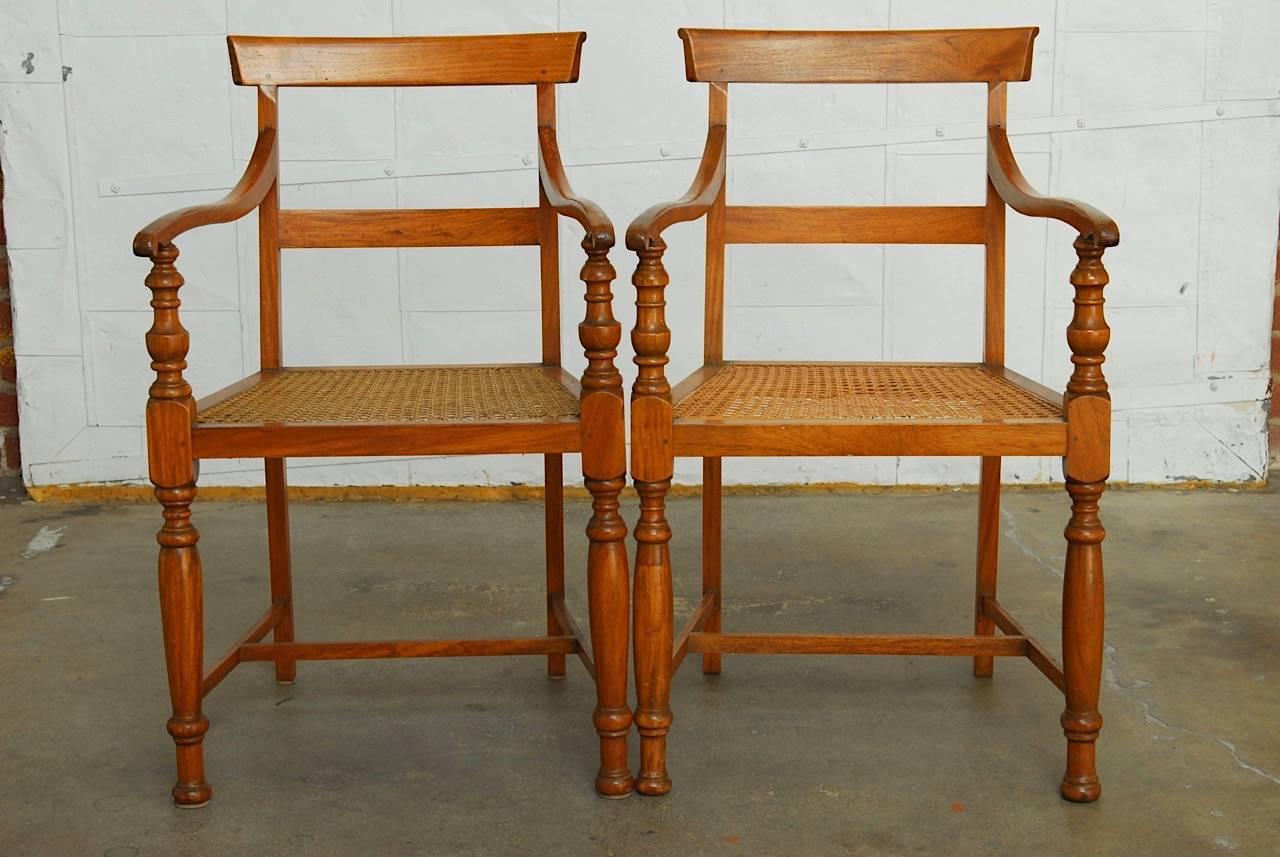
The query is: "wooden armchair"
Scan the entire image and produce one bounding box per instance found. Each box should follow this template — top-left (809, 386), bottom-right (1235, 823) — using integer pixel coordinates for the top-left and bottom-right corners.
top-left (627, 27), bottom-right (1118, 800)
top-left (134, 33), bottom-right (633, 805)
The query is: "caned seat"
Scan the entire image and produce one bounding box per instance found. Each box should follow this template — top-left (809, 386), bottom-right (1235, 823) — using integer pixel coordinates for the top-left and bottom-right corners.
top-left (671, 362), bottom-right (1065, 456)
top-left (200, 367), bottom-right (581, 426)
top-left (626, 27), bottom-right (1118, 802)
top-left (194, 366), bottom-right (585, 457)
top-left (133, 32), bottom-right (633, 807)
top-left (675, 363), bottom-right (1059, 422)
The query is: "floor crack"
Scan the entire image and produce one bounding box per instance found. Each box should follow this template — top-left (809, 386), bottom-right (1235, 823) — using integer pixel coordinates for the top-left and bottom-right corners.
top-left (1104, 643), bottom-right (1280, 787)
top-left (1004, 503), bottom-right (1280, 789)
top-left (1000, 507), bottom-right (1063, 579)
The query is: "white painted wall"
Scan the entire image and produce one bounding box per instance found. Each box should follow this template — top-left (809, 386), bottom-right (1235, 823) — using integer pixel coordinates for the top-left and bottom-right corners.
top-left (3, 1), bottom-right (1278, 488)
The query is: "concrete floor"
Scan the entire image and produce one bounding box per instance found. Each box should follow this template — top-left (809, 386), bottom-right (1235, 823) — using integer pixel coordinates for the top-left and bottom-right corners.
top-left (1, 483), bottom-right (1278, 856)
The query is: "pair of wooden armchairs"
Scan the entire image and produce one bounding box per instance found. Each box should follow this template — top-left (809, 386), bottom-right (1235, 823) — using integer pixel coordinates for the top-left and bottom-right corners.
top-left (135, 27), bottom-right (1116, 807)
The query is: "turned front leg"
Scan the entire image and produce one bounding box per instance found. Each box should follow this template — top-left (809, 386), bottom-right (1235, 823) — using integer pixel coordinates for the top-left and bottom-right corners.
top-left (630, 238), bottom-right (675, 795)
top-left (1059, 236), bottom-right (1110, 802)
top-left (633, 478), bottom-right (674, 795)
top-left (576, 237), bottom-right (634, 797)
top-left (585, 475), bottom-right (633, 797)
top-left (1061, 478), bottom-right (1105, 801)
top-left (156, 484), bottom-right (211, 806)
top-left (145, 243), bottom-right (211, 806)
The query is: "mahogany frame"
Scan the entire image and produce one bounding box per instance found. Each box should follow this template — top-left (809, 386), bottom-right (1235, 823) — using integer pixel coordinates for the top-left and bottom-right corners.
top-left (627, 27), bottom-right (1118, 801)
top-left (134, 33), bottom-right (633, 806)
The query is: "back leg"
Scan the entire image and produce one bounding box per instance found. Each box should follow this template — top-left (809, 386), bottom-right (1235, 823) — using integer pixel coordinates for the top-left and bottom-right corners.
top-left (973, 456), bottom-right (1000, 677)
top-left (265, 457), bottom-right (296, 684)
top-left (702, 457), bottom-right (722, 675)
top-left (545, 453), bottom-right (567, 678)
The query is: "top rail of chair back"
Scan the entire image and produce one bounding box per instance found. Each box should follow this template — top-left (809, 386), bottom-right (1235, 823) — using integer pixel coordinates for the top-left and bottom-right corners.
top-left (227, 32), bottom-right (587, 87)
top-left (678, 27), bottom-right (1038, 84)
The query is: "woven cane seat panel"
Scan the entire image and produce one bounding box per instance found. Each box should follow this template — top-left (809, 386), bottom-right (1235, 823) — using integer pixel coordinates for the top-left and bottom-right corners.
top-left (199, 366), bottom-right (579, 425)
top-left (674, 364), bottom-right (1061, 423)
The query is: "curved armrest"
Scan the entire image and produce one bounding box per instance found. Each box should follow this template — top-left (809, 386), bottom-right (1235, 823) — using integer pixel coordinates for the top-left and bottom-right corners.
top-left (133, 128), bottom-right (280, 258)
top-left (625, 125), bottom-right (727, 251)
top-left (537, 127), bottom-right (614, 249)
top-left (988, 126), bottom-right (1118, 247)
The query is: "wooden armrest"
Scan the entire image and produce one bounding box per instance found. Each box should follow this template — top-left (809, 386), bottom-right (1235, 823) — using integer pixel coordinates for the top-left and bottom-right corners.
top-left (133, 128), bottom-right (279, 258)
top-left (537, 127), bottom-right (614, 249)
top-left (987, 126), bottom-right (1118, 247)
top-left (625, 125), bottom-right (727, 251)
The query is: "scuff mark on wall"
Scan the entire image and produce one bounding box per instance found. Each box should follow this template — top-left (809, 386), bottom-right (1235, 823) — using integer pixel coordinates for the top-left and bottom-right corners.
top-left (20, 52), bottom-right (34, 75)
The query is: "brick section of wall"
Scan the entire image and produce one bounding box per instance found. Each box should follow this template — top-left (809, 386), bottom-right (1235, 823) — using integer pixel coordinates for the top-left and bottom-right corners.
top-left (1271, 221), bottom-right (1280, 472)
top-left (0, 164), bottom-right (18, 477)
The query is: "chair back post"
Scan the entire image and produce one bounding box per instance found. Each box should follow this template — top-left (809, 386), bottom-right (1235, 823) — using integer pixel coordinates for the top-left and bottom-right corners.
top-left (536, 83), bottom-right (561, 365)
top-left (984, 81), bottom-right (1008, 367)
top-left (257, 85), bottom-right (282, 370)
top-left (703, 83), bottom-right (728, 364)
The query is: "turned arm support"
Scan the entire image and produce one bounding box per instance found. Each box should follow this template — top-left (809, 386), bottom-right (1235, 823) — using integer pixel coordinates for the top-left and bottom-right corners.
top-left (624, 126), bottom-right (729, 412)
top-left (537, 127), bottom-right (614, 251)
top-left (987, 126), bottom-right (1118, 248)
top-left (625, 125), bottom-right (727, 252)
top-left (136, 129), bottom-right (278, 433)
top-left (133, 128), bottom-right (279, 258)
top-left (534, 125), bottom-right (621, 399)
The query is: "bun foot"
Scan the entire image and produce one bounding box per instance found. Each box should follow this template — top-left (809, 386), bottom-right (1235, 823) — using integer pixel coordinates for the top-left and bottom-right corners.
top-left (595, 772), bottom-right (635, 799)
top-left (636, 773), bottom-right (672, 796)
top-left (1060, 775), bottom-right (1101, 803)
top-left (171, 782), bottom-right (212, 808)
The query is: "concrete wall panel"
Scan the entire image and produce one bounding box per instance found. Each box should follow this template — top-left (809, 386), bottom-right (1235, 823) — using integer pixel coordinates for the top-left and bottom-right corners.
top-left (3, 2), bottom-right (1274, 487)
